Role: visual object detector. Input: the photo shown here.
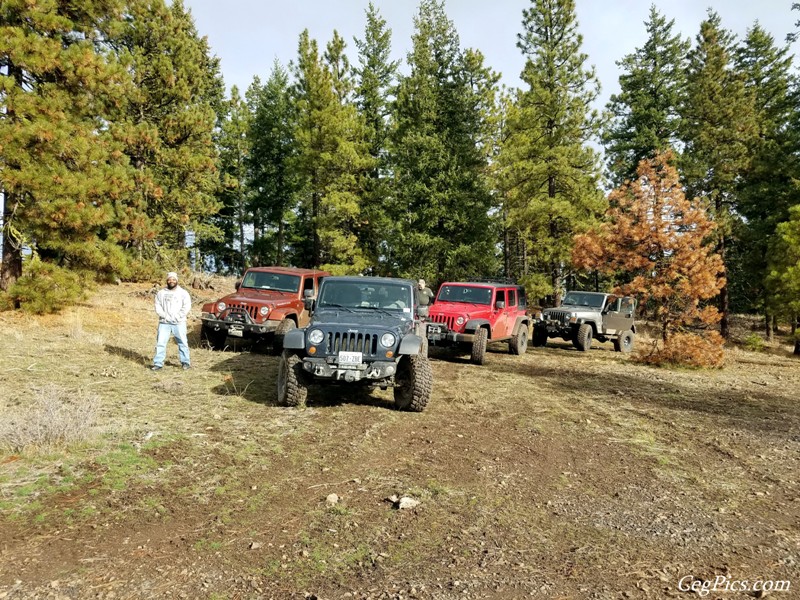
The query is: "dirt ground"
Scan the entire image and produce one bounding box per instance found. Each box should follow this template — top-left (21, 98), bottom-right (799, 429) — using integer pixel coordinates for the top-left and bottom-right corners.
top-left (0, 282), bottom-right (798, 600)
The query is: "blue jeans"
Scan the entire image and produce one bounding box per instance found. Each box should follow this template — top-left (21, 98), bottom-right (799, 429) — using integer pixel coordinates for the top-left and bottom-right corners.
top-left (153, 322), bottom-right (190, 367)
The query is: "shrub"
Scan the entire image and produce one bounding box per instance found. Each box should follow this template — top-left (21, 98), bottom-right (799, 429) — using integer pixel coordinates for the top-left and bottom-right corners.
top-left (742, 333), bottom-right (766, 353)
top-left (637, 331), bottom-right (725, 368)
top-left (6, 258), bottom-right (85, 314)
top-left (0, 385), bottom-right (99, 452)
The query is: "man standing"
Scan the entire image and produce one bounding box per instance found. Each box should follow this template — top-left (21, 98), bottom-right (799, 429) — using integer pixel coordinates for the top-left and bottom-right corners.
top-left (152, 271), bottom-right (192, 371)
top-left (416, 279), bottom-right (434, 306)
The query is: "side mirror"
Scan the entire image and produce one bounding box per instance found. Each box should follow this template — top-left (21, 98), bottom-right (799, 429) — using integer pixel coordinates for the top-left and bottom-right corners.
top-left (495, 301), bottom-right (505, 310)
top-left (303, 289), bottom-right (314, 299)
top-left (304, 298), bottom-right (315, 313)
top-left (234, 280), bottom-right (241, 290)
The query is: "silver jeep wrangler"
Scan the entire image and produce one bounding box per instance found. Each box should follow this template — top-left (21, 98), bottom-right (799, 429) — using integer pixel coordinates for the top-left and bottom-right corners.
top-left (532, 291), bottom-right (636, 353)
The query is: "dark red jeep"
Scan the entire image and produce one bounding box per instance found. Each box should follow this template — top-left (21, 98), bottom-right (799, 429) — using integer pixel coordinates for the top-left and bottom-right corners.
top-left (200, 267), bottom-right (329, 351)
top-left (425, 281), bottom-right (531, 364)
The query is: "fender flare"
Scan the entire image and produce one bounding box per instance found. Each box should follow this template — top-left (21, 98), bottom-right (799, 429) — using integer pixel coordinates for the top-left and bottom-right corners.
top-left (283, 328), bottom-right (305, 350)
top-left (398, 333), bottom-right (423, 355)
top-left (512, 316), bottom-right (531, 335)
top-left (270, 309), bottom-right (298, 324)
top-left (464, 319), bottom-right (491, 335)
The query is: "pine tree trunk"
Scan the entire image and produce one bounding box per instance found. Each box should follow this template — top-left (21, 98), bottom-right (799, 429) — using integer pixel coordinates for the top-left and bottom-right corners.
top-left (1, 194), bottom-right (23, 306)
top-left (276, 220), bottom-right (284, 267)
top-left (772, 315), bottom-right (778, 335)
top-left (791, 314), bottom-right (797, 336)
top-left (765, 312), bottom-right (773, 341)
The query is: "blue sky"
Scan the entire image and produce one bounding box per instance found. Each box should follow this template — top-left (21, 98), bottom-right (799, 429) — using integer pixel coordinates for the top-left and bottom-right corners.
top-left (182, 0), bottom-right (799, 108)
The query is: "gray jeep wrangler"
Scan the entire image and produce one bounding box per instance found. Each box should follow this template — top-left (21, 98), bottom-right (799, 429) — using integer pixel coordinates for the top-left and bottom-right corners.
top-left (532, 291), bottom-right (636, 353)
top-left (278, 276), bottom-right (432, 411)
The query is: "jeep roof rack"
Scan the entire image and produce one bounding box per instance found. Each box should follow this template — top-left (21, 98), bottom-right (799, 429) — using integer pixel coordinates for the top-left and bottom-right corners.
top-left (466, 277), bottom-right (520, 286)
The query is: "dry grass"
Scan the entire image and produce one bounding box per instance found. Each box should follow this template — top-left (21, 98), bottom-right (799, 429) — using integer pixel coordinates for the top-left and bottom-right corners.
top-left (0, 385), bottom-right (99, 453)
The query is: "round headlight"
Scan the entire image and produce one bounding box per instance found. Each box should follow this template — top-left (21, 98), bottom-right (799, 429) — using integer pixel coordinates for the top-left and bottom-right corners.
top-left (259, 306), bottom-right (269, 316)
top-left (380, 332), bottom-right (396, 348)
top-left (308, 329), bottom-right (324, 345)
top-left (456, 316), bottom-right (465, 326)
top-left (217, 301), bottom-right (226, 312)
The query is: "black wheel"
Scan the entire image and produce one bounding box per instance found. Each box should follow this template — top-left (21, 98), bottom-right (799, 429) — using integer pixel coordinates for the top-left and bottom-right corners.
top-left (575, 323), bottom-right (593, 352)
top-left (509, 325), bottom-right (528, 355)
top-left (613, 330), bottom-right (635, 353)
top-left (394, 354), bottom-right (432, 412)
top-left (202, 325), bottom-right (227, 351)
top-left (273, 318), bottom-right (297, 353)
top-left (471, 327), bottom-right (488, 365)
top-left (277, 351), bottom-right (307, 407)
top-left (532, 325), bottom-right (548, 347)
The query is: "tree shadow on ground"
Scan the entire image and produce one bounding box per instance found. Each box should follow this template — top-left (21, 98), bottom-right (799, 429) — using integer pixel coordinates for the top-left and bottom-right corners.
top-left (495, 350), bottom-right (800, 438)
top-left (104, 344), bottom-right (151, 366)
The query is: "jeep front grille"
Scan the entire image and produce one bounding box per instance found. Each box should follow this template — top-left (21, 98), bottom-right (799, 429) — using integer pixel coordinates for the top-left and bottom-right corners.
top-left (225, 304), bottom-right (259, 321)
top-left (326, 332), bottom-right (379, 356)
top-left (547, 310), bottom-right (572, 325)
top-left (430, 314), bottom-right (456, 330)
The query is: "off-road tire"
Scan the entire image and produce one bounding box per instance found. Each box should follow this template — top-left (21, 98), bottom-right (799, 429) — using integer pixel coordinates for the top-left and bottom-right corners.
top-left (277, 351), bottom-right (308, 407)
top-left (394, 354), bottom-right (432, 412)
top-left (273, 318), bottom-right (297, 354)
top-left (532, 325), bottom-right (548, 347)
top-left (509, 325), bottom-right (529, 355)
top-left (575, 323), bottom-right (593, 352)
top-left (201, 325), bottom-right (227, 351)
top-left (613, 330), bottom-right (635, 354)
top-left (471, 327), bottom-right (488, 365)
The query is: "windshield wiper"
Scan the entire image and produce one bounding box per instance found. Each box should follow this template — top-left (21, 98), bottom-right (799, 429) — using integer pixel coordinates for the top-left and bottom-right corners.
top-left (319, 303), bottom-right (355, 313)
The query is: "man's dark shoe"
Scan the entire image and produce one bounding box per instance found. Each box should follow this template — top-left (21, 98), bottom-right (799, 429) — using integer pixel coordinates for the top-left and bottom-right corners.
top-left (182, 363), bottom-right (191, 370)
top-left (151, 365), bottom-right (162, 371)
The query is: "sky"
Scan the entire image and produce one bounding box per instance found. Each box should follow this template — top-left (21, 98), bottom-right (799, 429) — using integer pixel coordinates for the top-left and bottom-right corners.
top-left (182, 0), bottom-right (799, 109)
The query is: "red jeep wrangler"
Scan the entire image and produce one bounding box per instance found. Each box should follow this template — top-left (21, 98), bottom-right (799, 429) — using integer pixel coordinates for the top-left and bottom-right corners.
top-left (425, 281), bottom-right (531, 364)
top-left (200, 267), bottom-right (329, 351)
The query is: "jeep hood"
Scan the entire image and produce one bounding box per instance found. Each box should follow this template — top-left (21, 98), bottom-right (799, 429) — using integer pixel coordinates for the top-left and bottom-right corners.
top-left (311, 309), bottom-right (411, 330)
top-left (222, 288), bottom-right (294, 305)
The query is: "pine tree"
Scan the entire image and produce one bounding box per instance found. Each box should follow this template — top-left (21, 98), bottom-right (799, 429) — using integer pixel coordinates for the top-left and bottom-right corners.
top-left (202, 85), bottom-right (251, 274)
top-left (573, 151), bottom-right (726, 366)
top-left (389, 0), bottom-right (499, 283)
top-left (733, 24), bottom-right (799, 332)
top-left (603, 6), bottom-right (690, 187)
top-left (679, 10), bottom-right (758, 338)
top-left (498, 0), bottom-right (605, 304)
top-left (1, 0), bottom-right (132, 296)
top-left (291, 29), bottom-right (373, 273)
top-left (353, 3), bottom-right (399, 273)
top-left (246, 64), bottom-right (298, 266)
top-left (109, 0), bottom-right (225, 272)
top-left (766, 204), bottom-right (800, 354)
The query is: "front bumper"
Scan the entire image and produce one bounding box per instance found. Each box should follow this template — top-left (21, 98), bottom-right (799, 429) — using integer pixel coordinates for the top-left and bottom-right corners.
top-left (301, 357), bottom-right (398, 382)
top-left (201, 313), bottom-right (278, 339)
top-left (425, 322), bottom-right (473, 344)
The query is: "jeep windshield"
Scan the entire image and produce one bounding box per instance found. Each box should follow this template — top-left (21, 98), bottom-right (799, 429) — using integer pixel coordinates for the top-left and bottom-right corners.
top-left (318, 281), bottom-right (412, 312)
top-left (436, 285), bottom-right (492, 305)
top-left (240, 271), bottom-right (300, 293)
top-left (561, 292), bottom-right (606, 308)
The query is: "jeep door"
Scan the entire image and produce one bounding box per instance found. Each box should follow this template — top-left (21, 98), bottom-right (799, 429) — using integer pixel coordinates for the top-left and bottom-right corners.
top-left (603, 297), bottom-right (634, 334)
top-left (298, 276), bottom-right (320, 327)
top-left (492, 289), bottom-right (514, 338)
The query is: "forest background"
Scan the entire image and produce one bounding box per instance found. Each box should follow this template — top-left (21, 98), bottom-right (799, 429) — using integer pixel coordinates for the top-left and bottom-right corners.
top-left (2, 0), bottom-right (800, 352)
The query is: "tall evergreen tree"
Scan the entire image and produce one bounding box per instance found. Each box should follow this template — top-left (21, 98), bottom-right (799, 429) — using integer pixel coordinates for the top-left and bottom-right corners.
top-left (246, 65), bottom-right (298, 266)
top-left (109, 0), bottom-right (225, 271)
top-left (202, 85), bottom-right (250, 274)
top-left (499, 0), bottom-right (605, 304)
top-left (390, 0), bottom-right (499, 283)
top-left (0, 0), bottom-right (132, 294)
top-left (291, 29), bottom-right (373, 273)
top-left (603, 5), bottom-right (690, 187)
top-left (679, 10), bottom-right (758, 338)
top-left (733, 24), bottom-right (799, 331)
top-left (353, 3), bottom-right (399, 273)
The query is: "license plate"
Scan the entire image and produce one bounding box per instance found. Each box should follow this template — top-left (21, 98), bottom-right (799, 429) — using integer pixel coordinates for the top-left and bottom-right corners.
top-left (229, 327), bottom-right (243, 337)
top-left (427, 324), bottom-right (443, 335)
top-left (337, 351), bottom-right (362, 365)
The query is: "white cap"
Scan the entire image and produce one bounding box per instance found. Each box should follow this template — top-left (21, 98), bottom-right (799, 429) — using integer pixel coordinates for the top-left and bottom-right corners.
top-left (166, 271), bottom-right (179, 281)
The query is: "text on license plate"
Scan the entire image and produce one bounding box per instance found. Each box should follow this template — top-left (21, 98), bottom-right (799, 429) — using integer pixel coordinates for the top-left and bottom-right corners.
top-left (229, 327), bottom-right (243, 337)
top-left (427, 324), bottom-right (443, 334)
top-left (338, 351), bottom-right (362, 365)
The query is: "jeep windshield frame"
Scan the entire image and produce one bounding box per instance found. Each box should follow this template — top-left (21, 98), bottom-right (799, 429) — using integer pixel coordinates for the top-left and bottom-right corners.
top-left (241, 271), bottom-right (301, 293)
top-left (436, 285), bottom-right (493, 305)
top-left (561, 291), bottom-right (606, 309)
top-left (318, 281), bottom-right (413, 313)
